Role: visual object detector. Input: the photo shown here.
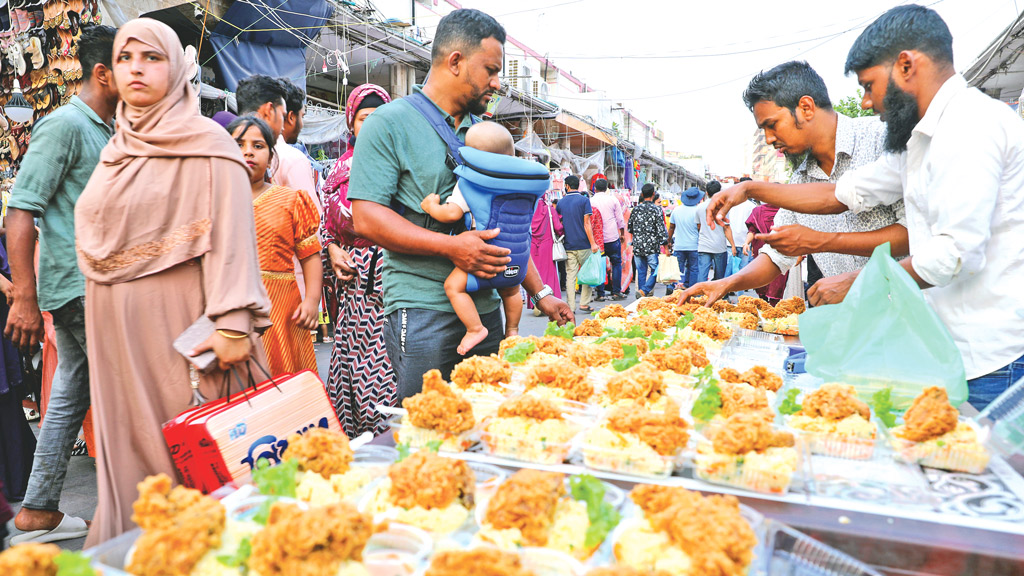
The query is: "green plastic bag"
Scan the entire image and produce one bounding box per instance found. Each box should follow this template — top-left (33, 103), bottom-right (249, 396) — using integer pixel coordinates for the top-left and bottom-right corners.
top-left (801, 243), bottom-right (968, 409)
top-left (578, 253), bottom-right (607, 286)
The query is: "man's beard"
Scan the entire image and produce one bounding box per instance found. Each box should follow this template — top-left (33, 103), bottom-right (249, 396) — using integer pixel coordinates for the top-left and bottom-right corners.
top-left (467, 88), bottom-right (494, 116)
top-left (882, 77), bottom-right (920, 153)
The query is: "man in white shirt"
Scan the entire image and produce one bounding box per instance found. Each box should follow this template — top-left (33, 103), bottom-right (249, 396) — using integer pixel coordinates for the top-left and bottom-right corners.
top-left (681, 61), bottom-right (907, 306)
top-left (276, 78), bottom-right (320, 214)
top-left (695, 181), bottom-right (733, 283)
top-left (705, 5), bottom-right (1024, 408)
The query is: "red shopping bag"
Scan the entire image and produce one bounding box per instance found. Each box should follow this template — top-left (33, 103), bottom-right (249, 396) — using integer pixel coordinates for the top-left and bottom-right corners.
top-left (162, 369), bottom-right (342, 494)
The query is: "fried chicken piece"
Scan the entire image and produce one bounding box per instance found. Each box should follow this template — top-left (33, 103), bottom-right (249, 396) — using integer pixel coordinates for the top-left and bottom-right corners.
top-left (734, 302), bottom-right (759, 316)
top-left (775, 296), bottom-right (807, 315)
top-left (631, 485), bottom-right (756, 576)
top-left (597, 304), bottom-right (630, 320)
top-left (637, 297), bottom-right (674, 314)
top-left (606, 400), bottom-right (689, 456)
top-left (567, 340), bottom-right (625, 368)
top-left (901, 386), bottom-right (959, 442)
top-left (672, 340), bottom-right (709, 367)
top-left (740, 366), bottom-right (783, 392)
top-left (674, 302), bottom-right (703, 315)
top-left (388, 451), bottom-right (474, 510)
top-left (736, 312), bottom-right (759, 331)
top-left (484, 469), bottom-right (565, 546)
top-left (498, 395), bottom-right (564, 421)
top-left (710, 412), bottom-right (795, 455)
top-left (641, 346), bottom-right (692, 375)
top-left (738, 295), bottom-right (770, 312)
top-left (616, 337), bottom-right (651, 355)
top-left (500, 335), bottom-right (533, 356)
top-left (450, 355), bottom-right (513, 388)
top-left (656, 308), bottom-right (681, 326)
top-left (574, 318), bottom-right (605, 337)
top-left (526, 359), bottom-right (593, 401)
top-left (128, 474), bottom-right (226, 576)
top-left (248, 501), bottom-right (372, 576)
top-left (402, 369), bottom-right (475, 434)
top-left (688, 313), bottom-right (734, 341)
top-left (0, 543), bottom-right (59, 576)
top-left (626, 314), bottom-right (669, 336)
top-left (605, 363), bottom-right (666, 404)
top-left (719, 382), bottom-right (772, 419)
top-left (426, 549), bottom-right (536, 576)
top-left (283, 427), bottom-right (353, 478)
top-left (801, 383), bottom-right (871, 421)
top-left (719, 368), bottom-right (743, 383)
top-left (711, 300), bottom-right (737, 313)
top-left (531, 336), bottom-right (573, 356)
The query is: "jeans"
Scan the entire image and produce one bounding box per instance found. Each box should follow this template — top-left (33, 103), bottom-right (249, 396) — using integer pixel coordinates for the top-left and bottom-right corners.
top-left (597, 239), bottom-right (623, 296)
top-left (564, 249), bottom-right (594, 310)
top-left (698, 251), bottom-right (729, 283)
top-left (667, 250), bottom-right (699, 291)
top-left (966, 352), bottom-right (1024, 410)
top-left (634, 253), bottom-right (659, 295)
top-left (383, 307), bottom-right (502, 402)
top-left (22, 297), bottom-right (91, 512)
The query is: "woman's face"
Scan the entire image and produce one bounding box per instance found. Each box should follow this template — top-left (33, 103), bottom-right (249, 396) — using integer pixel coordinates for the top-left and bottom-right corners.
top-left (351, 107), bottom-right (377, 139)
top-left (114, 39), bottom-right (171, 108)
top-left (233, 124), bottom-right (272, 185)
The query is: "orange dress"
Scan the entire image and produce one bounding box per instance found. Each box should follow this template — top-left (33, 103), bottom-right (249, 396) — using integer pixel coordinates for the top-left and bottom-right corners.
top-left (254, 185), bottom-right (322, 376)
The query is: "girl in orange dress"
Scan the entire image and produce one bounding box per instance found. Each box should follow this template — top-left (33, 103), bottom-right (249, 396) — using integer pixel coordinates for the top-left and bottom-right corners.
top-left (228, 116), bottom-right (323, 376)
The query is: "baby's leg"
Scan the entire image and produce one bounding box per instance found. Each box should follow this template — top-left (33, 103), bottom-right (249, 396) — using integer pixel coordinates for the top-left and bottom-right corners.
top-left (498, 285), bottom-right (524, 338)
top-left (445, 268), bottom-right (488, 355)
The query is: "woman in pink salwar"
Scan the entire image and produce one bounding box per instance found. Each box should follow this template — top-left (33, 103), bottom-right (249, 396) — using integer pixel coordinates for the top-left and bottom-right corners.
top-left (528, 196), bottom-right (564, 314)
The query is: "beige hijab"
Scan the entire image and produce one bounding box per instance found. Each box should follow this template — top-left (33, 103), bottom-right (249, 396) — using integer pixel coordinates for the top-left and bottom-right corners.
top-left (76, 18), bottom-right (249, 283)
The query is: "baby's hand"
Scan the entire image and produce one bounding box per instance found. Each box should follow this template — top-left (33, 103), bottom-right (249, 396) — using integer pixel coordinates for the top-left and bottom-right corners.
top-left (420, 193), bottom-right (442, 211)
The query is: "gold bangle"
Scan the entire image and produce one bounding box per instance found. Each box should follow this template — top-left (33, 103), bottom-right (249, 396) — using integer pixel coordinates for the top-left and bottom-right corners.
top-left (216, 329), bottom-right (249, 340)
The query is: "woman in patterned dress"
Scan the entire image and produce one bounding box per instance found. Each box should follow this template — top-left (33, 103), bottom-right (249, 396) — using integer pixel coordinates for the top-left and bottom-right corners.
top-left (320, 84), bottom-right (396, 437)
top-left (228, 116), bottom-right (323, 376)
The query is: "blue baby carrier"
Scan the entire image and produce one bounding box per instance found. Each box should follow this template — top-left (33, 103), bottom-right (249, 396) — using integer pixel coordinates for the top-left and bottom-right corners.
top-left (405, 92), bottom-right (549, 292)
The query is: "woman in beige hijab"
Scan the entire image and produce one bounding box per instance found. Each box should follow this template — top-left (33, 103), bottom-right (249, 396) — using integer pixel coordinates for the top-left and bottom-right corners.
top-left (75, 19), bottom-right (270, 545)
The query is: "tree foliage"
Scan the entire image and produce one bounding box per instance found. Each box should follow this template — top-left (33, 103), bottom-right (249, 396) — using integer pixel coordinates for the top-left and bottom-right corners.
top-left (834, 90), bottom-right (875, 118)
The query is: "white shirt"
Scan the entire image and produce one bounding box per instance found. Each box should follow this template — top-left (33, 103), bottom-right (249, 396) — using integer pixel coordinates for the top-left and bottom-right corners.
top-left (763, 114), bottom-right (905, 278)
top-left (696, 200), bottom-right (729, 253)
top-left (835, 74), bottom-right (1024, 378)
top-left (273, 136), bottom-right (321, 214)
top-left (727, 200), bottom-right (756, 247)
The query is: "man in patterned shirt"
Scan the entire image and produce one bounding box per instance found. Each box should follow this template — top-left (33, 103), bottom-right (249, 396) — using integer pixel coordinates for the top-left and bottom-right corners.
top-left (679, 61), bottom-right (909, 306)
top-left (628, 183), bottom-right (669, 297)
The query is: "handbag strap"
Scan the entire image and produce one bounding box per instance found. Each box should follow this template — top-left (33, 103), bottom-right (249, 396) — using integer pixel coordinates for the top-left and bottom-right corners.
top-left (547, 203), bottom-right (556, 238)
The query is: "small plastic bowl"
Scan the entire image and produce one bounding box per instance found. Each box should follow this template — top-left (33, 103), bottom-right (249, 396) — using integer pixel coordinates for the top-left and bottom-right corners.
top-left (581, 440), bottom-right (679, 478)
top-left (363, 523), bottom-right (434, 576)
top-left (388, 414), bottom-right (476, 453)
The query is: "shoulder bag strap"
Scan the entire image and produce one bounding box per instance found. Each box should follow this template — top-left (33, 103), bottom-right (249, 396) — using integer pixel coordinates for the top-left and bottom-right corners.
top-left (405, 92), bottom-right (466, 168)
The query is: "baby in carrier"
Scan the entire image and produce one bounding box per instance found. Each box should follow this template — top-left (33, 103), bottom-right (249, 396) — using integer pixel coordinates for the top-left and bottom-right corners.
top-left (420, 122), bottom-right (541, 355)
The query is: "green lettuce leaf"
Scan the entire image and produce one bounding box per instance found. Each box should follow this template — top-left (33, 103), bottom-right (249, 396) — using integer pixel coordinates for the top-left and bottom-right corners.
top-left (691, 368), bottom-right (722, 421)
top-left (569, 474), bottom-right (622, 549)
top-left (503, 341), bottom-right (537, 364)
top-left (611, 344), bottom-right (641, 372)
top-left (216, 536), bottom-right (252, 571)
top-left (54, 551), bottom-right (97, 576)
top-left (871, 387), bottom-right (898, 428)
top-left (252, 457), bottom-right (298, 498)
top-left (544, 321), bottom-right (576, 340)
top-left (778, 388), bottom-right (803, 415)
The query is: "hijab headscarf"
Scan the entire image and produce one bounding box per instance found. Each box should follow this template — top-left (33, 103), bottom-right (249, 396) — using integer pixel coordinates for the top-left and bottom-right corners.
top-left (76, 19), bottom-right (250, 284)
top-left (323, 83), bottom-right (392, 197)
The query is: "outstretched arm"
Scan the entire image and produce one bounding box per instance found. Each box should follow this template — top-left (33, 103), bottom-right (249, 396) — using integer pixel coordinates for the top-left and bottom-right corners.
top-left (756, 223), bottom-right (910, 258)
top-left (707, 181), bottom-right (847, 229)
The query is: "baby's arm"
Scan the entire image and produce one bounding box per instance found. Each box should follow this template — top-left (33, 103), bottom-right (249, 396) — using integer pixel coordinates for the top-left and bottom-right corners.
top-left (420, 193), bottom-right (466, 224)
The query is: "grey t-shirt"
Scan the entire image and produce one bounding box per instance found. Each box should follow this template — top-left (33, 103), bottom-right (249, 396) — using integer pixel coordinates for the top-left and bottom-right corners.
top-left (696, 200), bottom-right (728, 254)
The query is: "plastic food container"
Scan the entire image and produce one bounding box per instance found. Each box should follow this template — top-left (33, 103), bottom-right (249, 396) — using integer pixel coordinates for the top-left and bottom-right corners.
top-left (887, 421), bottom-right (991, 474)
top-left (388, 414), bottom-right (476, 453)
top-left (604, 502), bottom-right (766, 575)
top-left (474, 475), bottom-right (625, 527)
top-left (84, 528), bottom-right (139, 576)
top-left (364, 523), bottom-right (434, 576)
top-left (764, 521), bottom-right (884, 576)
top-left (581, 435), bottom-right (680, 478)
top-left (480, 399), bottom-right (595, 465)
top-left (693, 439), bottom-right (802, 495)
top-left (784, 416), bottom-right (879, 461)
top-left (975, 375), bottom-right (1024, 458)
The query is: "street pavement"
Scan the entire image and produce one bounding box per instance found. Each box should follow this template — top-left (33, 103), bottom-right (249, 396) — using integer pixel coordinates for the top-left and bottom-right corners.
top-left (2, 282), bottom-right (655, 551)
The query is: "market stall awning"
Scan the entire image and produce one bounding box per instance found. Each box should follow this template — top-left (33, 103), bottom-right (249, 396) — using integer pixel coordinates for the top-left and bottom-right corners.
top-left (554, 111), bottom-right (617, 146)
top-left (208, 0), bottom-right (334, 92)
top-left (965, 9), bottom-right (1024, 105)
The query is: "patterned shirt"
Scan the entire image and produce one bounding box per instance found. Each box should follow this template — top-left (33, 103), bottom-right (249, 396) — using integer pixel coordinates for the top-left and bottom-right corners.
top-left (761, 114), bottom-right (906, 278)
top-left (628, 200), bottom-right (668, 257)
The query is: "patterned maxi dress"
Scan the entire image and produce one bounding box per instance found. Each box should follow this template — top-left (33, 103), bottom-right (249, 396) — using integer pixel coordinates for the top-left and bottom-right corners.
top-left (321, 152), bottom-right (396, 438)
top-left (254, 185), bottom-right (322, 376)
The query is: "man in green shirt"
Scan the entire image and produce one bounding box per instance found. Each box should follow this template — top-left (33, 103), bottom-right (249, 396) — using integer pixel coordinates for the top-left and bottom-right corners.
top-left (6, 25), bottom-right (119, 544)
top-left (349, 8), bottom-right (572, 400)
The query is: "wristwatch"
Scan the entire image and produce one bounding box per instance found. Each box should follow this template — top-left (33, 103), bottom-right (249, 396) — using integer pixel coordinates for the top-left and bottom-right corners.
top-left (530, 285), bottom-right (553, 306)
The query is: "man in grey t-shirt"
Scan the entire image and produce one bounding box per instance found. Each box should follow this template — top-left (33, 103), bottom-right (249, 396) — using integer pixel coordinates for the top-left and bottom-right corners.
top-left (695, 181), bottom-right (734, 283)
